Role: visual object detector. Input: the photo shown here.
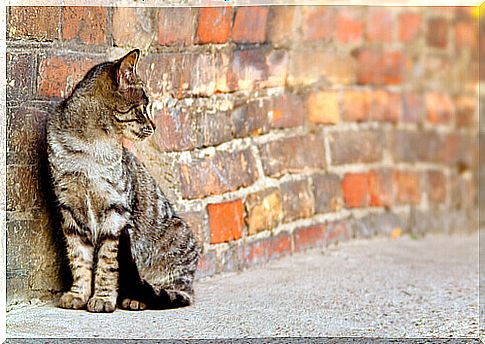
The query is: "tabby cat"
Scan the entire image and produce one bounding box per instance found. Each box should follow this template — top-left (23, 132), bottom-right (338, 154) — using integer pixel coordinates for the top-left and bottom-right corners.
top-left (46, 49), bottom-right (199, 313)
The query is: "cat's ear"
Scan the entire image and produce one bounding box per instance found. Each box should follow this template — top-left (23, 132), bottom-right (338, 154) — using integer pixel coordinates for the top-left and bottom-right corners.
top-left (116, 49), bottom-right (140, 91)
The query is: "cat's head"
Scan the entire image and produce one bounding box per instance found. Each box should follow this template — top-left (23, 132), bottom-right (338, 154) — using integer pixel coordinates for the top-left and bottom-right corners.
top-left (109, 49), bottom-right (156, 142)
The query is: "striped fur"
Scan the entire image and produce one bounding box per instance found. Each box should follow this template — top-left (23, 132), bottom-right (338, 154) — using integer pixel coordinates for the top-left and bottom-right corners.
top-left (47, 49), bottom-right (199, 313)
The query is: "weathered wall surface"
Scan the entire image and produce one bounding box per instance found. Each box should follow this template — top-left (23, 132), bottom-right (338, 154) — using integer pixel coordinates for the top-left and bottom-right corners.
top-left (6, 6), bottom-right (479, 306)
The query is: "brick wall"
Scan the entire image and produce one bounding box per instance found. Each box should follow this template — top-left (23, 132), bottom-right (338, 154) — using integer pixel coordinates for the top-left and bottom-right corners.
top-left (6, 5), bottom-right (479, 306)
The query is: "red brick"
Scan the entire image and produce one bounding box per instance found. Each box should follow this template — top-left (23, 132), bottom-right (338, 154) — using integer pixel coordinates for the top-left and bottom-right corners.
top-left (259, 134), bottom-right (326, 178)
top-left (342, 173), bottom-right (369, 208)
top-left (294, 225), bottom-right (325, 252)
top-left (138, 52), bottom-right (193, 99)
top-left (425, 92), bottom-right (453, 124)
top-left (328, 130), bottom-right (384, 165)
top-left (367, 9), bottom-right (392, 43)
top-left (232, 98), bottom-right (271, 138)
top-left (195, 251), bottom-right (217, 279)
top-left (455, 95), bottom-right (476, 128)
top-left (179, 210), bottom-right (208, 249)
top-left (427, 17), bottom-right (448, 48)
top-left (445, 134), bottom-right (476, 169)
top-left (112, 8), bottom-right (156, 48)
top-left (399, 12), bottom-right (421, 43)
top-left (289, 49), bottom-right (355, 86)
top-left (62, 7), bottom-right (107, 45)
top-left (7, 107), bottom-right (47, 165)
top-left (312, 173), bottom-right (342, 213)
top-left (7, 53), bottom-right (35, 102)
top-left (394, 171), bottom-right (421, 205)
top-left (242, 240), bottom-right (265, 266)
top-left (179, 149), bottom-right (259, 199)
top-left (263, 50), bottom-right (289, 88)
top-left (196, 7), bottom-right (232, 44)
top-left (427, 171), bottom-right (446, 204)
top-left (232, 7), bottom-right (269, 44)
top-left (153, 107), bottom-right (195, 152)
top-left (218, 244), bottom-right (244, 273)
top-left (158, 8), bottom-right (196, 46)
top-left (271, 93), bottom-right (305, 129)
top-left (368, 169), bottom-right (393, 207)
top-left (391, 130), bottom-right (445, 164)
top-left (301, 6), bottom-right (335, 42)
top-left (190, 51), bottom-right (232, 96)
top-left (245, 188), bottom-right (282, 235)
top-left (7, 165), bottom-right (43, 212)
top-left (269, 233), bottom-right (292, 258)
top-left (195, 111), bottom-right (233, 148)
top-left (228, 48), bottom-right (268, 91)
top-left (336, 9), bottom-right (364, 43)
top-left (369, 90), bottom-right (400, 123)
top-left (208, 200), bottom-right (243, 244)
top-left (8, 7), bottom-right (60, 41)
top-left (401, 92), bottom-right (424, 124)
top-left (307, 91), bottom-right (340, 125)
top-left (342, 90), bottom-right (369, 122)
top-left (455, 19), bottom-right (478, 49)
top-left (280, 179), bottom-right (314, 222)
top-left (325, 220), bottom-right (352, 245)
top-left (244, 238), bottom-right (272, 267)
top-left (356, 49), bottom-right (404, 85)
top-left (37, 55), bottom-right (100, 98)
top-left (382, 51), bottom-right (404, 85)
top-left (267, 6), bottom-right (296, 46)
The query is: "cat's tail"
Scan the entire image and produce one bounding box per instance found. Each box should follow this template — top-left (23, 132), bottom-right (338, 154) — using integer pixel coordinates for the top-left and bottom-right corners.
top-left (150, 288), bottom-right (193, 309)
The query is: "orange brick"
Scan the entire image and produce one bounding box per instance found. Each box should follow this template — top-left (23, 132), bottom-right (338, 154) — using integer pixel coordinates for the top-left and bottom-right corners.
top-left (342, 90), bottom-right (369, 122)
top-left (367, 8), bottom-right (392, 43)
top-left (208, 200), bottom-right (244, 244)
top-left (336, 9), bottom-right (364, 43)
top-left (368, 169), bottom-right (393, 207)
top-left (301, 6), bottom-right (335, 42)
top-left (455, 19), bottom-right (477, 49)
top-left (369, 90), bottom-right (400, 123)
top-left (425, 92), bottom-right (453, 124)
top-left (342, 173), bottom-right (369, 208)
top-left (307, 91), bottom-right (340, 124)
top-left (196, 7), bottom-right (232, 44)
top-left (62, 7), bottom-right (107, 45)
top-left (232, 7), bottom-right (269, 44)
top-left (399, 12), bottom-right (421, 43)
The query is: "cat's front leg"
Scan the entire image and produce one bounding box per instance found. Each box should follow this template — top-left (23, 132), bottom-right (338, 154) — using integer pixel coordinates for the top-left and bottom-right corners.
top-left (59, 209), bottom-right (94, 310)
top-left (87, 209), bottom-right (128, 313)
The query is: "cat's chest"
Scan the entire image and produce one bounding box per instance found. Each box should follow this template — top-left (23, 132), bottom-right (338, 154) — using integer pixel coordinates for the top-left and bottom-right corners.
top-left (50, 133), bottom-right (123, 178)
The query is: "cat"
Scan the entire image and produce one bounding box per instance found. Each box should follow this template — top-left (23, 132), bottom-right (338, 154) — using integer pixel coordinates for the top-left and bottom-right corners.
top-left (46, 49), bottom-right (199, 313)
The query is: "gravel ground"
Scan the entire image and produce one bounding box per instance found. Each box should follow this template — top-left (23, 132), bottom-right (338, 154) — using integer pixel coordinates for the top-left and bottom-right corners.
top-left (6, 233), bottom-right (479, 339)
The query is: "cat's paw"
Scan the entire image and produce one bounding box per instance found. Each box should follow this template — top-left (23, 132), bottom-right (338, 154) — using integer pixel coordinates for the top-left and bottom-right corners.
top-left (120, 298), bottom-right (147, 311)
top-left (86, 296), bottom-right (117, 313)
top-left (58, 292), bottom-right (88, 310)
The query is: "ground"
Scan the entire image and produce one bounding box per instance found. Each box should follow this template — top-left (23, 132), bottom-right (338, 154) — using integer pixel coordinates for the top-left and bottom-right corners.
top-left (6, 233), bottom-right (479, 339)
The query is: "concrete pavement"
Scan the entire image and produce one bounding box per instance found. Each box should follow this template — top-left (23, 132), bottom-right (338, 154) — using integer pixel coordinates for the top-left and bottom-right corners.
top-left (6, 233), bottom-right (479, 339)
